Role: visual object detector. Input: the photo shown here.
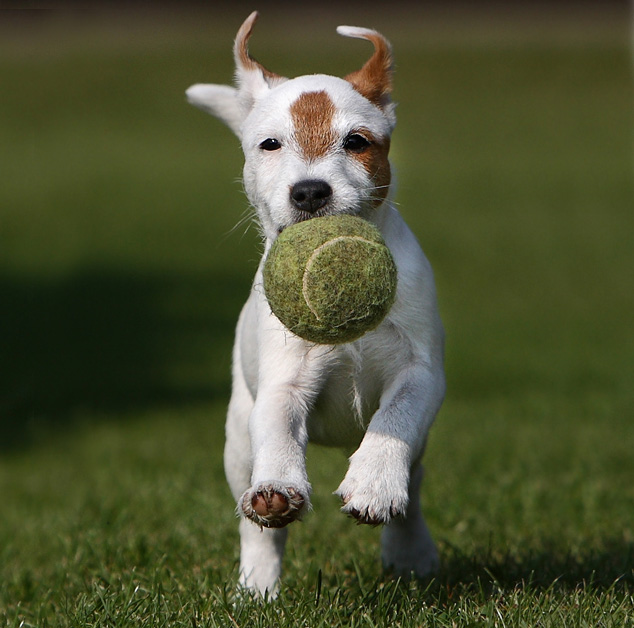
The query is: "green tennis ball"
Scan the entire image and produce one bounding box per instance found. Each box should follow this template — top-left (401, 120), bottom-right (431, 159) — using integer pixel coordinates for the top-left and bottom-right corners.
top-left (263, 215), bottom-right (398, 344)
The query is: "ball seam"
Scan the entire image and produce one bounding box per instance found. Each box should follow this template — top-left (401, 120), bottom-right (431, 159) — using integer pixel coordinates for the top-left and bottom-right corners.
top-left (301, 235), bottom-right (379, 322)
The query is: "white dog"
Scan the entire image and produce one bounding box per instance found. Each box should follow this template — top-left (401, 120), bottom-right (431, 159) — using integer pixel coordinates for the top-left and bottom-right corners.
top-left (187, 11), bottom-right (445, 597)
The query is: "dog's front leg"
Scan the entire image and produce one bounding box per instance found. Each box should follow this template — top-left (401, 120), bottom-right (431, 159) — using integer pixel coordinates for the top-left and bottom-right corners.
top-left (240, 327), bottom-right (329, 530)
top-left (240, 384), bottom-right (311, 529)
top-left (335, 359), bottom-right (445, 526)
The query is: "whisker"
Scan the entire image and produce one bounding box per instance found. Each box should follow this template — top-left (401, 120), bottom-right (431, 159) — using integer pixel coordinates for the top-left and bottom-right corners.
top-left (220, 204), bottom-right (258, 244)
top-left (358, 182), bottom-right (399, 207)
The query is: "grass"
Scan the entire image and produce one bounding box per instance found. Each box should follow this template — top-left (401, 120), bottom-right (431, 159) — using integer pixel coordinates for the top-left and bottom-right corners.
top-left (1, 6), bottom-right (633, 626)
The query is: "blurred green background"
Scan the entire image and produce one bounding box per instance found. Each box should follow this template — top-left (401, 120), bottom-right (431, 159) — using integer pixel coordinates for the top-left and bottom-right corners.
top-left (0, 2), bottom-right (632, 622)
top-left (2, 2), bottom-right (630, 448)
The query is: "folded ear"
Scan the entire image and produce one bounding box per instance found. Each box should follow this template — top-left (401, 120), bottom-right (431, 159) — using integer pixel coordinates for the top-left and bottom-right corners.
top-left (186, 12), bottom-right (287, 139)
top-left (337, 25), bottom-right (396, 129)
top-left (186, 84), bottom-right (243, 137)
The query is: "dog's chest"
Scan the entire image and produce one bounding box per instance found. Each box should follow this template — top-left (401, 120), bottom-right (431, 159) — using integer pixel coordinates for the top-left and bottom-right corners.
top-left (306, 343), bottom-right (385, 448)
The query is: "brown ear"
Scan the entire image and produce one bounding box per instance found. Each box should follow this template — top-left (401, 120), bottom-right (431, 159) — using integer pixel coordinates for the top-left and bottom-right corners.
top-left (337, 26), bottom-right (393, 109)
top-left (234, 11), bottom-right (286, 88)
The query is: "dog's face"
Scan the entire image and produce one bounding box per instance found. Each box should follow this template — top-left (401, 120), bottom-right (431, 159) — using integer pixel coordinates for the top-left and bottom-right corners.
top-left (187, 12), bottom-right (396, 241)
top-left (241, 75), bottom-right (393, 237)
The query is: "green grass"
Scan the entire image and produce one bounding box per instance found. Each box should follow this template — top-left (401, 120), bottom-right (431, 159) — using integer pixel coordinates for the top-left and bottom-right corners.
top-left (1, 7), bottom-right (633, 627)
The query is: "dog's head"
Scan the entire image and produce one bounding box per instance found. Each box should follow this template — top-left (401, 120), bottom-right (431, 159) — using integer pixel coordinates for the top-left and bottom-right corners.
top-left (187, 12), bottom-right (396, 241)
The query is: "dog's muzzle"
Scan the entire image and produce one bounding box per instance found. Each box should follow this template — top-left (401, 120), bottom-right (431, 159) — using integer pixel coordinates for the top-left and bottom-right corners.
top-left (290, 179), bottom-right (332, 214)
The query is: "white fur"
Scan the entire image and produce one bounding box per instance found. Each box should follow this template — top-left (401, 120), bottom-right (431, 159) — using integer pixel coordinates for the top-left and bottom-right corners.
top-left (187, 12), bottom-right (445, 598)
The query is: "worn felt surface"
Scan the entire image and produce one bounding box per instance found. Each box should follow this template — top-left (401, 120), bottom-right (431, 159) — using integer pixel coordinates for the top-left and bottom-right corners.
top-left (263, 215), bottom-right (397, 344)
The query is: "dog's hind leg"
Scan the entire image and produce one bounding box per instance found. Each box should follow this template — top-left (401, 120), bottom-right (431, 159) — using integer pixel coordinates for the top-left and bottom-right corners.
top-left (380, 462), bottom-right (439, 579)
top-left (224, 303), bottom-right (256, 505)
top-left (238, 518), bottom-right (288, 597)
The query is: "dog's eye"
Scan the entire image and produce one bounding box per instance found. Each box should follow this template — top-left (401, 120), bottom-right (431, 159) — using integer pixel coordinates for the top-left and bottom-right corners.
top-left (259, 138), bottom-right (282, 151)
top-left (343, 133), bottom-right (371, 153)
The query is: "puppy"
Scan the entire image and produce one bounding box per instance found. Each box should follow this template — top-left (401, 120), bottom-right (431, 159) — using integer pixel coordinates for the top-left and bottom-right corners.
top-left (187, 12), bottom-right (445, 597)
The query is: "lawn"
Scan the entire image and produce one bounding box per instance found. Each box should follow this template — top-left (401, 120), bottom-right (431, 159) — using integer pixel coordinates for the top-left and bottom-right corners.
top-left (1, 5), bottom-right (632, 627)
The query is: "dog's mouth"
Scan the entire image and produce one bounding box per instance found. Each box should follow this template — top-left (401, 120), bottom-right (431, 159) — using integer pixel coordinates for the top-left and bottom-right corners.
top-left (279, 209), bottom-right (328, 232)
top-left (277, 178), bottom-right (363, 234)
top-left (277, 208), bottom-right (361, 235)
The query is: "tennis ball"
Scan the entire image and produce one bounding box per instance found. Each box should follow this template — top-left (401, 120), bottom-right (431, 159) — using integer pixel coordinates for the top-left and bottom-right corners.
top-left (263, 215), bottom-right (398, 344)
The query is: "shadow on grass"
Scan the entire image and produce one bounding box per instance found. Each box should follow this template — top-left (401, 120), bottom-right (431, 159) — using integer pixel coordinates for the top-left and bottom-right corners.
top-left (433, 539), bottom-right (634, 595)
top-left (303, 540), bottom-right (634, 615)
top-left (0, 268), bottom-right (250, 451)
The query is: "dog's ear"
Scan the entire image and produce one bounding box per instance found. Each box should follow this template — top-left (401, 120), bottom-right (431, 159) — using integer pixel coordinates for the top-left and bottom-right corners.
top-left (233, 11), bottom-right (287, 104)
top-left (337, 26), bottom-right (396, 129)
top-left (186, 84), bottom-right (244, 137)
top-left (186, 12), bottom-right (287, 139)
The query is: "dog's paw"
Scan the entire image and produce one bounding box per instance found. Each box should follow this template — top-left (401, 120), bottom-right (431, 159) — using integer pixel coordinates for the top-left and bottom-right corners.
top-left (240, 483), bottom-right (307, 529)
top-left (335, 464), bottom-right (409, 526)
top-left (335, 435), bottom-right (411, 525)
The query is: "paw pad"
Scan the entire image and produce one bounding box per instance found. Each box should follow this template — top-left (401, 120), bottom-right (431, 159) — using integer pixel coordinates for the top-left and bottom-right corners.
top-left (242, 485), bottom-right (305, 528)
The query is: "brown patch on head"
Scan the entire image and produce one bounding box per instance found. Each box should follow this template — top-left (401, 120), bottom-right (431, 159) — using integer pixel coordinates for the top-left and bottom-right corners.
top-left (344, 31), bottom-right (393, 110)
top-left (290, 91), bottom-right (338, 161)
top-left (351, 130), bottom-right (391, 207)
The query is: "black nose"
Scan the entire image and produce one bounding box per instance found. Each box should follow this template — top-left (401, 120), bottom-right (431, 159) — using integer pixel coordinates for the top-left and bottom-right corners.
top-left (290, 179), bottom-right (332, 213)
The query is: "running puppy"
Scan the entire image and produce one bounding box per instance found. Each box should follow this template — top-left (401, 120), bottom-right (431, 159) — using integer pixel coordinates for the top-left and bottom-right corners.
top-left (187, 12), bottom-right (445, 597)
